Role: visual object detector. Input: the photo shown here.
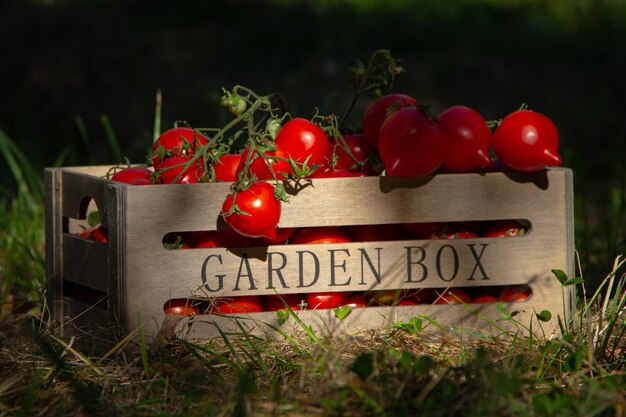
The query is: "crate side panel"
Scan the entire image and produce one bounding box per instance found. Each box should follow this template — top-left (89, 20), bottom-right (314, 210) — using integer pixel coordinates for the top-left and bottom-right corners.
top-left (61, 234), bottom-right (109, 293)
top-left (45, 168), bottom-right (64, 327)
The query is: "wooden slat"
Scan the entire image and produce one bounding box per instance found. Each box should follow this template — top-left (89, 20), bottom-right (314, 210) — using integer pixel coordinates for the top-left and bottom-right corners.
top-left (62, 234), bottom-right (109, 293)
top-left (48, 166), bottom-right (574, 341)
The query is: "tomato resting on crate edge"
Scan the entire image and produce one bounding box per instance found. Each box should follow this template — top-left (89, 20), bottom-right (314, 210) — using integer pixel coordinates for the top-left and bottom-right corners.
top-left (362, 94), bottom-right (418, 147)
top-left (151, 127), bottom-right (209, 169)
top-left (436, 105), bottom-right (492, 173)
top-left (221, 182), bottom-right (281, 239)
top-left (110, 167), bottom-right (154, 185)
top-left (378, 106), bottom-right (449, 177)
top-left (274, 118), bottom-right (333, 173)
top-left (492, 109), bottom-right (562, 172)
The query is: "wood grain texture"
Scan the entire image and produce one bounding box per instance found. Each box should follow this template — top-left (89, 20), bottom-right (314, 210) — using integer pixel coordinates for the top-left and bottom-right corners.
top-left (46, 166), bottom-right (575, 342)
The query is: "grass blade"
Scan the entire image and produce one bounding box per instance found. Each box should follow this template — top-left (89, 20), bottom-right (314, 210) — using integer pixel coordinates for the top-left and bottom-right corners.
top-left (100, 115), bottom-right (123, 163)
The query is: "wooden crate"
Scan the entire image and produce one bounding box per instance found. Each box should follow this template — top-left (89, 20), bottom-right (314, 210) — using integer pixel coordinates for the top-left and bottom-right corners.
top-left (45, 166), bottom-right (575, 344)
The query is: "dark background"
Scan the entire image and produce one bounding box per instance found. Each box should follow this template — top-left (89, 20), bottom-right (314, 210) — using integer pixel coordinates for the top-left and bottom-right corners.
top-left (1, 0), bottom-right (625, 281)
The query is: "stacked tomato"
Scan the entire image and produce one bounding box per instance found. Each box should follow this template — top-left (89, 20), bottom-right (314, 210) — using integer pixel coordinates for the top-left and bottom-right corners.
top-left (89, 91), bottom-right (561, 317)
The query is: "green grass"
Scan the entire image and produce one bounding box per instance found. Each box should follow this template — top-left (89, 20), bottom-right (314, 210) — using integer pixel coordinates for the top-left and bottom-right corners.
top-left (2, 1), bottom-right (626, 410)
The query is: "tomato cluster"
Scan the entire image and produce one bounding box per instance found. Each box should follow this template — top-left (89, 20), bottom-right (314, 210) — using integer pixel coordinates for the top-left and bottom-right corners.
top-left (163, 284), bottom-right (532, 316)
top-left (90, 84), bottom-right (562, 318)
top-left (367, 94), bottom-right (562, 176)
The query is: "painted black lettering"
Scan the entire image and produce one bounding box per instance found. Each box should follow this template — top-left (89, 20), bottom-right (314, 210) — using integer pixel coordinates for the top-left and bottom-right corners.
top-left (436, 245), bottom-right (459, 282)
top-left (233, 253), bottom-right (257, 291)
top-left (267, 252), bottom-right (289, 289)
top-left (467, 243), bottom-right (490, 280)
top-left (297, 250), bottom-right (319, 288)
top-left (201, 254), bottom-right (225, 292)
top-left (359, 248), bottom-right (382, 285)
top-left (405, 246), bottom-right (428, 283)
top-left (329, 249), bottom-right (351, 286)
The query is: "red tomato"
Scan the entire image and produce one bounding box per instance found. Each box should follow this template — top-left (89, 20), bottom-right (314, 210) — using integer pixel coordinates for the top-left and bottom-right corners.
top-left (333, 133), bottom-right (376, 172)
top-left (378, 106), bottom-right (449, 177)
top-left (111, 167), bottom-right (154, 185)
top-left (473, 294), bottom-right (497, 303)
top-left (151, 127), bottom-right (209, 169)
top-left (436, 105), bottom-right (493, 173)
top-left (349, 224), bottom-right (405, 242)
top-left (257, 227), bottom-right (296, 245)
top-left (483, 220), bottom-right (526, 237)
top-left (221, 182), bottom-right (281, 239)
top-left (499, 286), bottom-right (531, 302)
top-left (289, 227), bottom-right (352, 244)
top-left (213, 154), bottom-right (242, 182)
top-left (154, 155), bottom-right (205, 184)
top-left (342, 293), bottom-right (367, 308)
top-left (274, 118), bottom-right (332, 173)
top-left (236, 145), bottom-right (292, 180)
top-left (307, 292), bottom-right (346, 309)
top-left (262, 294), bottom-right (305, 311)
top-left (163, 299), bottom-right (199, 315)
top-left (434, 288), bottom-right (472, 304)
top-left (363, 94), bottom-right (418, 147)
top-left (213, 296), bottom-right (263, 314)
top-left (186, 230), bottom-right (251, 248)
top-left (79, 224), bottom-right (108, 244)
top-left (492, 110), bottom-right (562, 172)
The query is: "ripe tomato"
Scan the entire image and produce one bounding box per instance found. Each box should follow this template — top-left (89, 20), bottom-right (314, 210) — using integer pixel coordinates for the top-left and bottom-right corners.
top-left (79, 224), bottom-right (108, 244)
top-left (342, 293), bottom-right (367, 308)
top-left (111, 167), bottom-right (154, 185)
top-left (262, 294), bottom-right (305, 311)
top-left (307, 292), bottom-right (346, 309)
top-left (333, 133), bottom-right (376, 172)
top-left (483, 220), bottom-right (526, 237)
top-left (436, 105), bottom-right (493, 173)
top-left (362, 94), bottom-right (418, 147)
top-left (434, 288), bottom-right (472, 304)
top-left (473, 294), bottom-right (497, 303)
top-left (257, 227), bottom-right (296, 245)
top-left (186, 230), bottom-right (251, 248)
top-left (152, 127), bottom-right (209, 169)
top-left (221, 182), bottom-right (281, 239)
top-left (213, 296), bottom-right (263, 314)
top-left (289, 227), bottom-right (352, 245)
top-left (492, 109), bottom-right (562, 172)
top-left (499, 286), bottom-right (531, 302)
top-left (378, 106), bottom-right (449, 177)
top-left (213, 154), bottom-right (242, 182)
top-left (274, 118), bottom-right (332, 173)
top-left (154, 155), bottom-right (205, 184)
top-left (236, 145), bottom-right (291, 180)
top-left (163, 299), bottom-right (199, 315)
